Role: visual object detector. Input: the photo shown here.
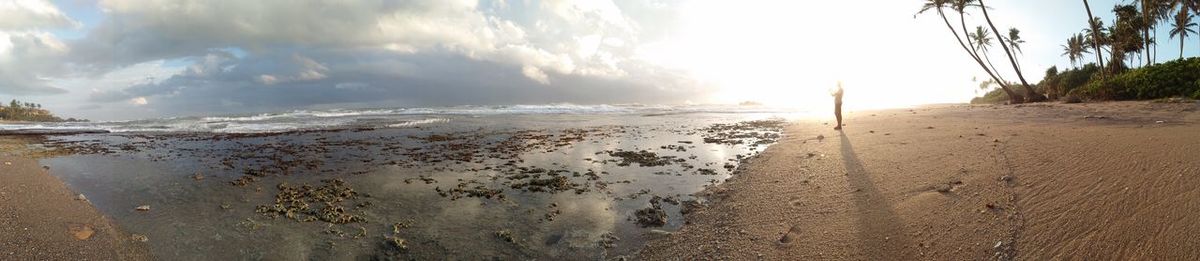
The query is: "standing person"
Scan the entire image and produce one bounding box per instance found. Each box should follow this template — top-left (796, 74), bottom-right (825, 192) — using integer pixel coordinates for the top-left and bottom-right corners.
top-left (832, 82), bottom-right (844, 130)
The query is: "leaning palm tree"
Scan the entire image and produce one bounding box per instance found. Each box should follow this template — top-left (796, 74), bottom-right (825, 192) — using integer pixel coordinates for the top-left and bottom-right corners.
top-left (977, 0), bottom-right (1045, 101)
top-left (916, 0), bottom-right (1023, 103)
top-left (1169, 8), bottom-right (1198, 58)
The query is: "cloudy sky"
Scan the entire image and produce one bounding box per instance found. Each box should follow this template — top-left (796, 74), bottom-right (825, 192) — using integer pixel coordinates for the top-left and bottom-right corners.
top-left (1, 0), bottom-right (1196, 121)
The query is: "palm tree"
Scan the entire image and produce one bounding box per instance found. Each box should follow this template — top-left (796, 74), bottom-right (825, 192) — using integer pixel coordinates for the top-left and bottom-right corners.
top-left (977, 0), bottom-right (1045, 101)
top-left (970, 26), bottom-right (1009, 83)
top-left (1084, 0), bottom-right (1107, 72)
top-left (1006, 28), bottom-right (1027, 71)
top-left (1169, 8), bottom-right (1198, 58)
top-left (1062, 34), bottom-right (1090, 68)
top-left (916, 0), bottom-right (1023, 103)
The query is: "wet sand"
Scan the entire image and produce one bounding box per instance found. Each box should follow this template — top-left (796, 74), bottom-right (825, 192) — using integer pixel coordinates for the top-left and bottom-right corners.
top-left (0, 137), bottom-right (149, 260)
top-left (639, 101), bottom-right (1200, 260)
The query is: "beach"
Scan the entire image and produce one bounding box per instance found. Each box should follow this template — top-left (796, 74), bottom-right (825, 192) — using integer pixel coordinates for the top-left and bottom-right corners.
top-left (2, 101), bottom-right (1198, 259)
top-left (0, 136), bottom-right (149, 260)
top-left (639, 101), bottom-right (1200, 260)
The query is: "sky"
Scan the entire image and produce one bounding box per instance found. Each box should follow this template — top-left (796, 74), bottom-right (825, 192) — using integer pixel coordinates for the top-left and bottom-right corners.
top-left (0, 0), bottom-right (1197, 121)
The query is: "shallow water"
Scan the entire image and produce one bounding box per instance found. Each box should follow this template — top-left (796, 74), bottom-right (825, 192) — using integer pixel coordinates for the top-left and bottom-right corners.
top-left (39, 112), bottom-right (792, 260)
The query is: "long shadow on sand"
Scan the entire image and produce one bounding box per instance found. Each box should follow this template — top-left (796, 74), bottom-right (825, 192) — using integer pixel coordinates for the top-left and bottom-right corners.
top-left (839, 133), bottom-right (915, 259)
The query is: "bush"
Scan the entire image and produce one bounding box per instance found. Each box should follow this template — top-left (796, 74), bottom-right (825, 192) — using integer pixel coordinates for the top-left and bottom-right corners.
top-left (1042, 64), bottom-right (1101, 99)
top-left (1072, 57), bottom-right (1200, 100)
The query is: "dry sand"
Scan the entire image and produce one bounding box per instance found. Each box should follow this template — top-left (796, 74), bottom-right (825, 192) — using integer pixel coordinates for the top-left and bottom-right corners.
top-left (0, 136), bottom-right (149, 260)
top-left (639, 101), bottom-right (1200, 260)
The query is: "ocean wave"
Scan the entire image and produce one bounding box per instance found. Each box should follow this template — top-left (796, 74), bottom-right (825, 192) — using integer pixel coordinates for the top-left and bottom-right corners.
top-left (1, 104), bottom-right (800, 134)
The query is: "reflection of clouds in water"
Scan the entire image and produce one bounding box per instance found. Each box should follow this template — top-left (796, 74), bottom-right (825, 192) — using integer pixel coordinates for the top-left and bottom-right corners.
top-left (543, 194), bottom-right (617, 249)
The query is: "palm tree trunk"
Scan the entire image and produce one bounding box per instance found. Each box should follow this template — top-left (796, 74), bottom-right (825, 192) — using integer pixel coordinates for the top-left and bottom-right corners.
top-left (1084, 0), bottom-right (1106, 76)
top-left (978, 0), bottom-right (1045, 102)
top-left (982, 51), bottom-right (1009, 83)
top-left (1142, 1), bottom-right (1151, 66)
top-left (939, 8), bottom-right (1023, 103)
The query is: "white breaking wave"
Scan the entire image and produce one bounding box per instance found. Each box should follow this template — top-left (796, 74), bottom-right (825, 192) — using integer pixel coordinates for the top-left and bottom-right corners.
top-left (386, 118), bottom-right (451, 128)
top-left (0, 104), bottom-right (799, 134)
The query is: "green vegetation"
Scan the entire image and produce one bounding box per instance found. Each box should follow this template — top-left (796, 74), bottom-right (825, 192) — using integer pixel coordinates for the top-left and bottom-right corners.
top-left (0, 99), bottom-right (80, 122)
top-left (973, 58), bottom-right (1199, 103)
top-left (1073, 57), bottom-right (1200, 100)
top-left (969, 0), bottom-right (1200, 104)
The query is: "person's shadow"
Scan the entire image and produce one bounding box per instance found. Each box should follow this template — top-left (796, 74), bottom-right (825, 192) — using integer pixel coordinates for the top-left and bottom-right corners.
top-left (840, 133), bottom-right (915, 259)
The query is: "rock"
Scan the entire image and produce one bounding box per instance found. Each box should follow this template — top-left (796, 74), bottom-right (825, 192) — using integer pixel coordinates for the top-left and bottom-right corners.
top-left (647, 229), bottom-right (673, 237)
top-left (634, 203), bottom-right (668, 227)
top-left (76, 194), bottom-right (87, 201)
top-left (816, 135), bottom-right (824, 140)
top-left (3, 162), bottom-right (9, 165)
top-left (69, 224), bottom-right (95, 240)
top-left (999, 175), bottom-right (1014, 182)
top-left (131, 234), bottom-right (149, 243)
top-left (934, 184), bottom-right (952, 193)
top-left (135, 205), bottom-right (151, 211)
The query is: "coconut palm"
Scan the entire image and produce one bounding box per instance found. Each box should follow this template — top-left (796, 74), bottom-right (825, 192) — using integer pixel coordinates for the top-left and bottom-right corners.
top-left (1006, 28), bottom-right (1027, 71)
top-left (1169, 8), bottom-right (1198, 58)
top-left (916, 0), bottom-right (1024, 103)
top-left (977, 0), bottom-right (1045, 101)
top-left (970, 26), bottom-right (1009, 83)
top-left (1062, 34), bottom-right (1090, 68)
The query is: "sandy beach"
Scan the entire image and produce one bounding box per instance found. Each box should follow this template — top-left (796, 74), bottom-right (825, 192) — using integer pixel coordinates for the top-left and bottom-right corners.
top-left (639, 101), bottom-right (1200, 260)
top-left (0, 136), bottom-right (149, 260)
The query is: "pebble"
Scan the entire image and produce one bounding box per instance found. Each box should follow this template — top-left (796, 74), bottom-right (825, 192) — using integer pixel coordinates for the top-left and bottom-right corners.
top-left (135, 205), bottom-right (151, 211)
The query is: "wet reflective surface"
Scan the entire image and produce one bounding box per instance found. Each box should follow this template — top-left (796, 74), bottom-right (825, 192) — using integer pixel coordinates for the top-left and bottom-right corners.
top-left (40, 113), bottom-right (789, 259)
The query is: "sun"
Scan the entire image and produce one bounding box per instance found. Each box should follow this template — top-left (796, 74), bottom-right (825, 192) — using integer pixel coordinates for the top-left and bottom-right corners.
top-left (636, 0), bottom-right (982, 111)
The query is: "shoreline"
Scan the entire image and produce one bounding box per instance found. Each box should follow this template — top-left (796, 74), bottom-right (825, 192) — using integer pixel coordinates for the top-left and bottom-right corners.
top-left (638, 101), bottom-right (1200, 259)
top-left (0, 137), bottom-right (150, 260)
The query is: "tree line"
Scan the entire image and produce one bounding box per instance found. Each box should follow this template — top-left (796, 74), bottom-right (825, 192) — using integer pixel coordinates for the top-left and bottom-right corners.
top-left (919, 0), bottom-right (1200, 104)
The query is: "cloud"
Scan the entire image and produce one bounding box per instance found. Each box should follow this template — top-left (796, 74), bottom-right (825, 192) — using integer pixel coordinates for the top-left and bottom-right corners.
top-left (0, 31), bottom-right (70, 95)
top-left (3, 0), bottom-right (708, 119)
top-left (0, 0), bottom-right (77, 30)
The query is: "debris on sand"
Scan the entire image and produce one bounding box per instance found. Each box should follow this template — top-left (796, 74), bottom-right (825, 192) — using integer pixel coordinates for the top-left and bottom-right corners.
top-left (135, 205), bottom-right (151, 211)
top-left (131, 234), bottom-right (149, 243)
top-left (69, 223), bottom-right (95, 240)
top-left (192, 172), bottom-right (205, 181)
top-left (495, 230), bottom-right (516, 243)
top-left (680, 199), bottom-right (704, 215)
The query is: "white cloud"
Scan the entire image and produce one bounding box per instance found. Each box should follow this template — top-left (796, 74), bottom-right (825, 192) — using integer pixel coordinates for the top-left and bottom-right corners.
top-left (522, 65), bottom-right (550, 84)
top-left (129, 96), bottom-right (148, 105)
top-left (0, 0), bottom-right (77, 30)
